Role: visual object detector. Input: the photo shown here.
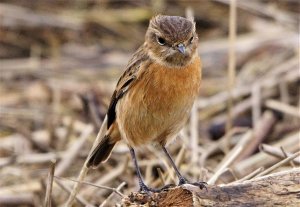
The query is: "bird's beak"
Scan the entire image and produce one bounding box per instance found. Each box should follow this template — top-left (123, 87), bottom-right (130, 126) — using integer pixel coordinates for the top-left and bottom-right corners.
top-left (177, 43), bottom-right (186, 54)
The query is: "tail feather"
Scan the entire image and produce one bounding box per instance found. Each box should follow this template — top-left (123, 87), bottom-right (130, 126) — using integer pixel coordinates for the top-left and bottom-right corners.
top-left (87, 135), bottom-right (115, 168)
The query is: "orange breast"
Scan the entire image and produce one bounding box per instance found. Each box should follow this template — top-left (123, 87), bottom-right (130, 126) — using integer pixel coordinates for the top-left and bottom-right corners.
top-left (117, 57), bottom-right (202, 147)
top-left (144, 57), bottom-right (201, 110)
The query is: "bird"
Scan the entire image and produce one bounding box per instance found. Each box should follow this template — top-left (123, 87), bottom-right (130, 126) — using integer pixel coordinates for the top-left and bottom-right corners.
top-left (86, 15), bottom-right (204, 192)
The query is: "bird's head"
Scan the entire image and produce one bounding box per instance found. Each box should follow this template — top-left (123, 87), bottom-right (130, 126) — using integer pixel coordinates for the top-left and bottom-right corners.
top-left (145, 15), bottom-right (198, 67)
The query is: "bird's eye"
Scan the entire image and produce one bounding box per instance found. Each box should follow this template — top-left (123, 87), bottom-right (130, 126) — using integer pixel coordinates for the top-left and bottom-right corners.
top-left (157, 37), bottom-right (166, 46)
top-left (189, 36), bottom-right (194, 43)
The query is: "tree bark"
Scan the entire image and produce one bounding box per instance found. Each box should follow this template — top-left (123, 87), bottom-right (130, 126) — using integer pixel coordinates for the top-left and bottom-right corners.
top-left (121, 168), bottom-right (300, 207)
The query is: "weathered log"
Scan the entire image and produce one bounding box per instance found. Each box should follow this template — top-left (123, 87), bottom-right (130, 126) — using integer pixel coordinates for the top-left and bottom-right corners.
top-left (121, 168), bottom-right (300, 206)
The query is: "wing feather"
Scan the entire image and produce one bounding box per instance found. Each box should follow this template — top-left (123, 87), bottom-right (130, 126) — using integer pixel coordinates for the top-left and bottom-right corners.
top-left (106, 45), bottom-right (148, 129)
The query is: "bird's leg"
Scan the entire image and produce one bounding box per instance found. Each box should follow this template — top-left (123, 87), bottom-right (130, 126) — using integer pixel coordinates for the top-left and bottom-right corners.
top-left (161, 146), bottom-right (186, 184)
top-left (129, 147), bottom-right (158, 193)
top-left (162, 146), bottom-right (207, 190)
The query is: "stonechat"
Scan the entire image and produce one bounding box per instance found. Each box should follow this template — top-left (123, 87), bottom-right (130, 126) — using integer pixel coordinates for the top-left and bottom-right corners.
top-left (87, 15), bottom-right (204, 192)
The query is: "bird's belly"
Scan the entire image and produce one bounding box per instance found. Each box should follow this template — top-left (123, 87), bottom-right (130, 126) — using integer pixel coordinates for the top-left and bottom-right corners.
top-left (117, 95), bottom-right (193, 147)
top-left (116, 57), bottom-right (201, 147)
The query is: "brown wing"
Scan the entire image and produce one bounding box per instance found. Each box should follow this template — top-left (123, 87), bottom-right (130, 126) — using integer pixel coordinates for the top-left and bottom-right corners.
top-left (106, 45), bottom-right (149, 129)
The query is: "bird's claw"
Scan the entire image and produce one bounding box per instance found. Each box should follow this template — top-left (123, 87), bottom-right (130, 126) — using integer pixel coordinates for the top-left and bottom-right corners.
top-left (160, 183), bottom-right (176, 191)
top-left (178, 177), bottom-right (208, 190)
top-left (139, 183), bottom-right (160, 194)
top-left (189, 181), bottom-right (208, 190)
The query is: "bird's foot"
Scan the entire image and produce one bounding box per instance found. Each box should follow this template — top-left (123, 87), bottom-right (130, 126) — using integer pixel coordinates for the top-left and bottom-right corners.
top-left (160, 183), bottom-right (176, 191)
top-left (139, 183), bottom-right (160, 194)
top-left (139, 183), bottom-right (177, 194)
top-left (178, 177), bottom-right (207, 190)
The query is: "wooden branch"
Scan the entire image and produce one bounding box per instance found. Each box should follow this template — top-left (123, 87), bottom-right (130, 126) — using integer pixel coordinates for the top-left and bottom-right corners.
top-left (121, 168), bottom-right (300, 206)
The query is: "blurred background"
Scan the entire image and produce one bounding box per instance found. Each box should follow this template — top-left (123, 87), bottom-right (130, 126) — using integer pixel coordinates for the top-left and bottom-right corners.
top-left (0, 0), bottom-right (299, 206)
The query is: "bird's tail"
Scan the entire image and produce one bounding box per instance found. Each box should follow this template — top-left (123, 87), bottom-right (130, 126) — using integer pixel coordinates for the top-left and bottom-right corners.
top-left (86, 135), bottom-right (116, 168)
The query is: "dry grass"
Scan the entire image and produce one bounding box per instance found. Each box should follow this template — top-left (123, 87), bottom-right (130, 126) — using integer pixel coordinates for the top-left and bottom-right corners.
top-left (0, 0), bottom-right (299, 206)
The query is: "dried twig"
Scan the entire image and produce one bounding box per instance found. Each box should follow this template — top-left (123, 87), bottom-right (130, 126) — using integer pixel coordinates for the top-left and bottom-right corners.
top-left (280, 146), bottom-right (296, 167)
top-left (231, 167), bottom-right (264, 183)
top-left (100, 182), bottom-right (126, 207)
top-left (234, 110), bottom-right (277, 162)
top-left (0, 193), bottom-right (38, 207)
top-left (81, 155), bottom-right (129, 198)
top-left (55, 124), bottom-right (94, 176)
top-left (225, 0), bottom-right (237, 153)
top-left (251, 83), bottom-right (261, 128)
top-left (208, 130), bottom-right (253, 184)
top-left (234, 132), bottom-right (299, 177)
top-left (260, 144), bottom-right (300, 165)
top-left (64, 116), bottom-right (107, 206)
top-left (44, 160), bottom-right (56, 207)
top-left (254, 151), bottom-right (300, 177)
top-left (199, 127), bottom-right (248, 167)
top-left (265, 99), bottom-right (300, 118)
top-left (190, 105), bottom-right (199, 165)
top-left (54, 179), bottom-right (91, 207)
top-left (54, 176), bottom-right (124, 197)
